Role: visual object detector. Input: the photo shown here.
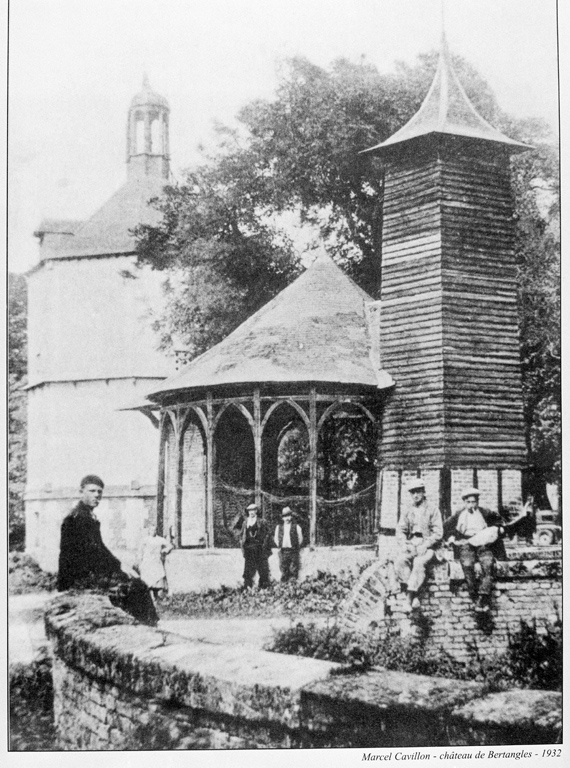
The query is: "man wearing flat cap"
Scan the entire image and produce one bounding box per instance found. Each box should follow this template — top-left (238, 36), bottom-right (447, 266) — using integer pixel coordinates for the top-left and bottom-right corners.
top-left (274, 507), bottom-right (303, 582)
top-left (240, 503), bottom-right (273, 589)
top-left (395, 478), bottom-right (443, 612)
top-left (444, 487), bottom-right (506, 612)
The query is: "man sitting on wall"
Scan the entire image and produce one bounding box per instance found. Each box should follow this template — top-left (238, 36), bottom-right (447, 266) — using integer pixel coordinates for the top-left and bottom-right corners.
top-left (57, 474), bottom-right (158, 626)
top-left (395, 478), bottom-right (443, 612)
top-left (444, 487), bottom-right (506, 613)
top-left (240, 503), bottom-right (273, 589)
top-left (274, 506), bottom-right (303, 582)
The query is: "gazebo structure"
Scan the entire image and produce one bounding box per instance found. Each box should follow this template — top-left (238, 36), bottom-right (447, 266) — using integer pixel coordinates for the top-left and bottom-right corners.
top-left (142, 254), bottom-right (393, 550)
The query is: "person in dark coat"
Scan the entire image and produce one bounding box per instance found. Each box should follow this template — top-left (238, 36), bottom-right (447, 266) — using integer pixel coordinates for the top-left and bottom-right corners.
top-left (443, 486), bottom-right (506, 612)
top-left (57, 475), bottom-right (158, 626)
top-left (240, 503), bottom-right (272, 589)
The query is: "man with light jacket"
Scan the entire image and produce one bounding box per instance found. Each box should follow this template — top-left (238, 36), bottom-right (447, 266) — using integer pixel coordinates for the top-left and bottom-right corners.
top-left (395, 478), bottom-right (443, 612)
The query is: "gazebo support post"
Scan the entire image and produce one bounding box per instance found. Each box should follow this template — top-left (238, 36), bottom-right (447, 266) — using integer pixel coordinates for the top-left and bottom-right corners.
top-left (254, 388), bottom-right (262, 511)
top-left (309, 387), bottom-right (318, 546)
top-left (169, 414), bottom-right (181, 547)
top-left (156, 412), bottom-right (167, 537)
top-left (206, 392), bottom-right (215, 548)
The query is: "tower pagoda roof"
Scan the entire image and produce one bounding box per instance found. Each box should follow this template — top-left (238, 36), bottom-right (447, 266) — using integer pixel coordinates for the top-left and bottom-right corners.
top-left (146, 252), bottom-right (393, 400)
top-left (364, 32), bottom-right (530, 154)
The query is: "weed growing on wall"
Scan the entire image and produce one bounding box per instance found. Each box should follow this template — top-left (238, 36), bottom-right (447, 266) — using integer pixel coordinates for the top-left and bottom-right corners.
top-left (269, 617), bottom-right (563, 691)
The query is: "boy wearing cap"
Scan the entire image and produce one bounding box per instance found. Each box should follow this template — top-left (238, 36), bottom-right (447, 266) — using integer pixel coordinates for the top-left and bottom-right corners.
top-left (444, 487), bottom-right (506, 612)
top-left (395, 478), bottom-right (443, 612)
top-left (274, 507), bottom-right (303, 582)
top-left (240, 503), bottom-right (273, 589)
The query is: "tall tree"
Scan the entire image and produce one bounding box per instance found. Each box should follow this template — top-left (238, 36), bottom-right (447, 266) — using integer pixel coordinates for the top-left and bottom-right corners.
top-left (8, 272), bottom-right (28, 549)
top-left (135, 148), bottom-right (301, 357)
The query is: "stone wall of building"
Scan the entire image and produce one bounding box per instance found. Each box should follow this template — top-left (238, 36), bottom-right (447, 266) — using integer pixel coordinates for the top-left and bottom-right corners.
top-left (165, 545), bottom-right (375, 593)
top-left (45, 593), bottom-right (561, 750)
top-left (341, 551), bottom-right (562, 663)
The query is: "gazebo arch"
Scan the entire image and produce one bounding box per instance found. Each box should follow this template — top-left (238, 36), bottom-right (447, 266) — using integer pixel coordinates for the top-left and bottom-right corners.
top-left (316, 401), bottom-right (378, 546)
top-left (178, 409), bottom-right (207, 547)
top-left (212, 402), bottom-right (256, 547)
top-left (157, 410), bottom-right (178, 539)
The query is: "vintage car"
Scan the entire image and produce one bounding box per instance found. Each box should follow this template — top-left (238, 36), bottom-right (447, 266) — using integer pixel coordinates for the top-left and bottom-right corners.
top-left (534, 510), bottom-right (562, 546)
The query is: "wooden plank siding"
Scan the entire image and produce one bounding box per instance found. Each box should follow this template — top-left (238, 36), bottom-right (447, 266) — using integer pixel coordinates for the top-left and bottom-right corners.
top-left (379, 149), bottom-right (526, 469)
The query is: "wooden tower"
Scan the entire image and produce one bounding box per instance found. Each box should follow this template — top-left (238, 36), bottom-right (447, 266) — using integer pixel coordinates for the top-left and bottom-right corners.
top-left (364, 34), bottom-right (530, 527)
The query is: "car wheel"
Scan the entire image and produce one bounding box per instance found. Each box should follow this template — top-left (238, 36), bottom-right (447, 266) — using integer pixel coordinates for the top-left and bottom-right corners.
top-left (537, 530), bottom-right (554, 546)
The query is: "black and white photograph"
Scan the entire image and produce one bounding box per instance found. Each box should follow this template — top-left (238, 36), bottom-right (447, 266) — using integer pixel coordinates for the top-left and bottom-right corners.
top-left (7, 0), bottom-right (564, 763)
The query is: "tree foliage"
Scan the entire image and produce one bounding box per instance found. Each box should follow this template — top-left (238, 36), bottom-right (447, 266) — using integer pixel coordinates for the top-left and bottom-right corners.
top-left (135, 52), bottom-right (560, 490)
top-left (135, 151), bottom-right (301, 357)
top-left (9, 272), bottom-right (28, 549)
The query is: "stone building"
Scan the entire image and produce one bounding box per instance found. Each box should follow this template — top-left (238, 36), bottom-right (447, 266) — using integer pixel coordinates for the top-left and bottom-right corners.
top-left (133, 34), bottom-right (530, 589)
top-left (25, 77), bottom-right (174, 571)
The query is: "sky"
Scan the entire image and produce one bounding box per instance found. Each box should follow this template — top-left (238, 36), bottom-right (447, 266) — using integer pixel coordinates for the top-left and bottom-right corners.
top-left (8, 0), bottom-right (561, 273)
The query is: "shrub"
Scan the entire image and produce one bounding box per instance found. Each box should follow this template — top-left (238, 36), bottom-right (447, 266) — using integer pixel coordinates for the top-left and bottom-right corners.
top-left (269, 616), bottom-right (563, 691)
top-left (8, 552), bottom-right (57, 595)
top-left (159, 569), bottom-right (357, 620)
top-left (506, 616), bottom-right (562, 691)
top-left (10, 653), bottom-right (55, 750)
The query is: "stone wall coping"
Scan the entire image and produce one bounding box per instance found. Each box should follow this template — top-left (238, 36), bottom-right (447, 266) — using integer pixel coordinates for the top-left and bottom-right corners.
top-left (25, 485), bottom-right (157, 502)
top-left (45, 592), bottom-right (561, 746)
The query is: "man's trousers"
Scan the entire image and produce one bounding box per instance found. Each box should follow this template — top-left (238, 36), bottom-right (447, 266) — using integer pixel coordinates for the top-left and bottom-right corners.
top-left (279, 548), bottom-right (300, 581)
top-left (457, 543), bottom-right (495, 596)
top-left (395, 542), bottom-right (435, 593)
top-left (243, 552), bottom-right (270, 588)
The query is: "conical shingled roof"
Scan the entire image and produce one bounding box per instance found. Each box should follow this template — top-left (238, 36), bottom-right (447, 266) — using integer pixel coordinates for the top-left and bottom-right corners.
top-left (364, 32), bottom-right (529, 154)
top-left (147, 252), bottom-right (393, 399)
top-left (48, 174), bottom-right (166, 258)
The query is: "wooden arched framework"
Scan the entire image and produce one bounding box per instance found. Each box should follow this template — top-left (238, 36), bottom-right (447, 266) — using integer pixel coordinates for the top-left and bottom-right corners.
top-left (156, 386), bottom-right (382, 547)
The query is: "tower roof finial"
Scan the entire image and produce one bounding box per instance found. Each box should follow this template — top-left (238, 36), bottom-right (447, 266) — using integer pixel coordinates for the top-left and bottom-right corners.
top-left (363, 9), bottom-right (530, 155)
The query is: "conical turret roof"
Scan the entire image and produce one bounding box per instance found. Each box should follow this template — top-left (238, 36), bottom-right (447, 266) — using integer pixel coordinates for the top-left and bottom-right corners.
top-left (364, 32), bottom-right (529, 154)
top-left (146, 252), bottom-right (393, 400)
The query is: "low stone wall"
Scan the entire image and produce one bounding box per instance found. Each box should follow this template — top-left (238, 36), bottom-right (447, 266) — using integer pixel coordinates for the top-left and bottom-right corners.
top-left (341, 550), bottom-right (562, 663)
top-left (166, 545), bottom-right (375, 593)
top-left (45, 593), bottom-right (561, 750)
